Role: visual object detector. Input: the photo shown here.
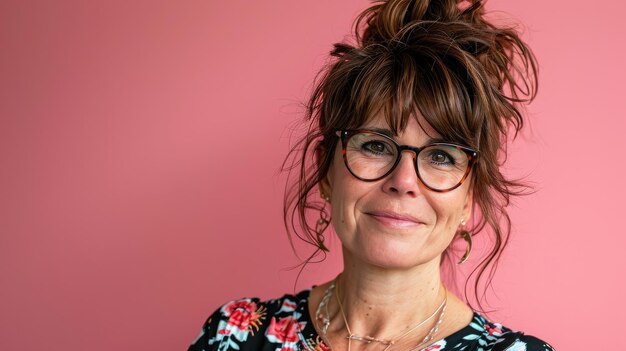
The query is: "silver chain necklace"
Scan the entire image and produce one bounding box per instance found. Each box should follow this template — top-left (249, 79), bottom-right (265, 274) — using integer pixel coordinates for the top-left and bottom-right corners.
top-left (315, 276), bottom-right (447, 351)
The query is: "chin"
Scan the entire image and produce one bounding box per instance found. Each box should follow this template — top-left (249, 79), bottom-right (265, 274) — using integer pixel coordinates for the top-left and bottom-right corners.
top-left (355, 245), bottom-right (438, 271)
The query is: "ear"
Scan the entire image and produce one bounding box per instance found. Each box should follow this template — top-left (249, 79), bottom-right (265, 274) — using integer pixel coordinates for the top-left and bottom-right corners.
top-left (319, 176), bottom-right (332, 200)
top-left (316, 143), bottom-right (334, 200)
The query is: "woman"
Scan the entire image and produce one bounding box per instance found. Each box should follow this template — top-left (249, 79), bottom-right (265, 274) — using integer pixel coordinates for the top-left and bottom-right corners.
top-left (189, 0), bottom-right (554, 350)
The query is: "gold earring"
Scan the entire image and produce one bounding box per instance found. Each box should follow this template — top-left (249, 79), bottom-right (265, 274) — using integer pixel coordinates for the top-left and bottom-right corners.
top-left (458, 219), bottom-right (472, 264)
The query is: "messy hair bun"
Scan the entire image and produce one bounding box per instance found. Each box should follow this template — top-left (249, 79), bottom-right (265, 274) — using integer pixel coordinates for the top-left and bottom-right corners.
top-left (284, 0), bottom-right (538, 310)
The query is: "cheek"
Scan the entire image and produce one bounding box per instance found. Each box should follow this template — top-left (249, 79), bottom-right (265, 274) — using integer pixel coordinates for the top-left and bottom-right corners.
top-left (327, 152), bottom-right (369, 237)
top-left (428, 190), bottom-right (470, 231)
top-left (329, 166), bottom-right (359, 228)
top-left (419, 196), bottom-right (466, 256)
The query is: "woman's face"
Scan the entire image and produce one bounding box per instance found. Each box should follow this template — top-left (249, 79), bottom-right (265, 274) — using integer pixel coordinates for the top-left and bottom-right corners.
top-left (323, 115), bottom-right (473, 270)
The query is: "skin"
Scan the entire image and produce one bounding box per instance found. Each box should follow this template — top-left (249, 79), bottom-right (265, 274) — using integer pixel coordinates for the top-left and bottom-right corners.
top-left (310, 115), bottom-right (475, 350)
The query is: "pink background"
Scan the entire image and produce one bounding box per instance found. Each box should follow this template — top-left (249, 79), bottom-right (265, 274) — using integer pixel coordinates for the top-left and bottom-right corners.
top-left (1, 0), bottom-right (624, 350)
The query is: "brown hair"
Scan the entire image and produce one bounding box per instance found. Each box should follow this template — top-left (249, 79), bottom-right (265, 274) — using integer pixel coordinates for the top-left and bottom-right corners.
top-left (283, 0), bottom-right (538, 310)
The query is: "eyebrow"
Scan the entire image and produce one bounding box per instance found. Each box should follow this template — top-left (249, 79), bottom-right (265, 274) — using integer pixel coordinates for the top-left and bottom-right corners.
top-left (366, 127), bottom-right (448, 145)
top-left (368, 127), bottom-right (395, 138)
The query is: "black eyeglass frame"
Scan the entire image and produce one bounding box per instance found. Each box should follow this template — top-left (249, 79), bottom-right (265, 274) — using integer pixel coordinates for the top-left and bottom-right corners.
top-left (335, 129), bottom-right (479, 193)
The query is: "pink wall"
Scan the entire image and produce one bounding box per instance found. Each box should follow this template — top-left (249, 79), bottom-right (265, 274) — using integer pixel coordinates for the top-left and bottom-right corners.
top-left (1, 0), bottom-right (624, 350)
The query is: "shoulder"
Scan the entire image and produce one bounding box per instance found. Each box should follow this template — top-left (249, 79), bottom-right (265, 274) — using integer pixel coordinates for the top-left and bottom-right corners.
top-left (188, 289), bottom-right (316, 351)
top-left (447, 313), bottom-right (555, 351)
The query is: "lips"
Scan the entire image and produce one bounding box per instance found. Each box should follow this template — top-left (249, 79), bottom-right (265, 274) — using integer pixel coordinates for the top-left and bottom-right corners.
top-left (365, 210), bottom-right (424, 228)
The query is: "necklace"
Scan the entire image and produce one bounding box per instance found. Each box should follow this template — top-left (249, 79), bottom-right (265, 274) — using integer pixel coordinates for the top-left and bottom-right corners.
top-left (336, 279), bottom-right (447, 351)
top-left (316, 275), bottom-right (447, 351)
top-left (407, 296), bottom-right (447, 351)
top-left (315, 280), bottom-right (336, 348)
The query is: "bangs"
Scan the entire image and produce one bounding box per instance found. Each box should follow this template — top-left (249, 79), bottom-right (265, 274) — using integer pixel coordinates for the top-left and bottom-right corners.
top-left (325, 39), bottom-right (481, 149)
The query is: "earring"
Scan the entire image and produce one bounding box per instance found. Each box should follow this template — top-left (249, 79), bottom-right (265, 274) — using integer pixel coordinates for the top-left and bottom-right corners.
top-left (458, 219), bottom-right (472, 264)
top-left (315, 193), bottom-right (331, 252)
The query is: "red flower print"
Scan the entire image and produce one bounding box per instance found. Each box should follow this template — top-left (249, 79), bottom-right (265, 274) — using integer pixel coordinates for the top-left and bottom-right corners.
top-left (227, 309), bottom-right (254, 331)
top-left (223, 300), bottom-right (257, 316)
top-left (266, 316), bottom-right (305, 343)
top-left (221, 299), bottom-right (266, 334)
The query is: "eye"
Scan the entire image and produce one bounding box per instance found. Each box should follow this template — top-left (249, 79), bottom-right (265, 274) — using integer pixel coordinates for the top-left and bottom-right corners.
top-left (427, 149), bottom-right (454, 165)
top-left (362, 141), bottom-right (390, 155)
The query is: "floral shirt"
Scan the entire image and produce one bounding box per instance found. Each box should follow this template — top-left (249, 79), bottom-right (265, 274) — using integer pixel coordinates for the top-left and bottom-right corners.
top-left (188, 289), bottom-right (555, 351)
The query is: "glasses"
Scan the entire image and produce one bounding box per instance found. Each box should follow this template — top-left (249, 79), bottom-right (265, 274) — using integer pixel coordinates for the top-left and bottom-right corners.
top-left (336, 130), bottom-right (479, 192)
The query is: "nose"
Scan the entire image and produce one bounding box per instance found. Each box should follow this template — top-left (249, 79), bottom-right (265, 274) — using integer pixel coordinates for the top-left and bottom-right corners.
top-left (382, 150), bottom-right (421, 197)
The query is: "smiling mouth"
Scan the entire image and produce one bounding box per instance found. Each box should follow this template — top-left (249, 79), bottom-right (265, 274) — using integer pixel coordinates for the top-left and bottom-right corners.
top-left (365, 211), bottom-right (424, 228)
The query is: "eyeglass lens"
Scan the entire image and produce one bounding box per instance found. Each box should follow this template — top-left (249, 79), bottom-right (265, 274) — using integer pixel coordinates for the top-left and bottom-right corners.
top-left (344, 132), bottom-right (471, 190)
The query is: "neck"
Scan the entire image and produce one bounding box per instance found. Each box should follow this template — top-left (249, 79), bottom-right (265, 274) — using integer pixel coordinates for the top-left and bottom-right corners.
top-left (332, 254), bottom-right (446, 341)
